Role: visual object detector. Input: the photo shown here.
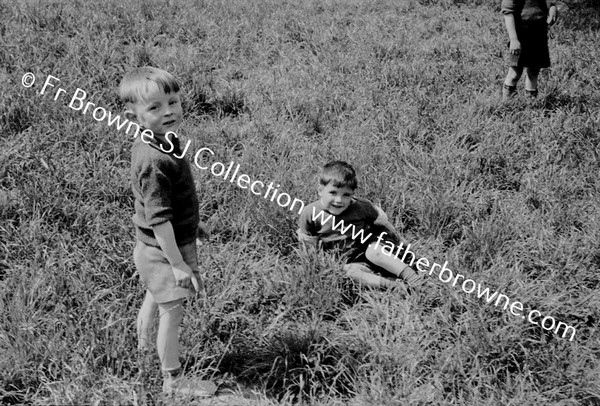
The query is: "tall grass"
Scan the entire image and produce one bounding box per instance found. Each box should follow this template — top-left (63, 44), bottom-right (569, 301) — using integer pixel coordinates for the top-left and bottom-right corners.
top-left (1, 0), bottom-right (599, 404)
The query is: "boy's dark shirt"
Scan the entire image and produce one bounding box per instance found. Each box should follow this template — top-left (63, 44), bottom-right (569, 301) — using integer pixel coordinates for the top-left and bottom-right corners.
top-left (501, 0), bottom-right (556, 22)
top-left (130, 133), bottom-right (199, 247)
top-left (298, 197), bottom-right (379, 251)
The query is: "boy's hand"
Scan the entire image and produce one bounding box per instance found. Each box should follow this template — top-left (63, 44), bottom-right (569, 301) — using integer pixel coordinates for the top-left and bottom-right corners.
top-left (509, 38), bottom-right (521, 55)
top-left (197, 221), bottom-right (210, 242)
top-left (172, 262), bottom-right (200, 291)
top-left (547, 7), bottom-right (558, 26)
top-left (297, 229), bottom-right (320, 249)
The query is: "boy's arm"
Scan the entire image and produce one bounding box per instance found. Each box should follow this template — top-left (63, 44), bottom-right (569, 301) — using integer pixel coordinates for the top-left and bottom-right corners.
top-left (372, 205), bottom-right (400, 240)
top-left (153, 221), bottom-right (200, 292)
top-left (297, 206), bottom-right (320, 249)
top-left (504, 14), bottom-right (521, 54)
top-left (501, 0), bottom-right (521, 54)
top-left (297, 229), bottom-right (320, 249)
top-left (547, 1), bottom-right (558, 26)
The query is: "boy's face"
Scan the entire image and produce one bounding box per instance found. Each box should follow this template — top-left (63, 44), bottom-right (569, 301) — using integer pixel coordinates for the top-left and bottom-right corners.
top-left (126, 82), bottom-right (182, 135)
top-left (318, 183), bottom-right (354, 215)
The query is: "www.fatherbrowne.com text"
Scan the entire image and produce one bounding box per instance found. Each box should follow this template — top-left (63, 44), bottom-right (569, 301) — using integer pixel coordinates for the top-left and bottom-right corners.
top-left (310, 206), bottom-right (577, 341)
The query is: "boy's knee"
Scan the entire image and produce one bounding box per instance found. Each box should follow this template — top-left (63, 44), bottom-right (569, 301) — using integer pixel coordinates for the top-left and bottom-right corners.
top-left (365, 244), bottom-right (384, 265)
top-left (506, 67), bottom-right (522, 81)
top-left (159, 299), bottom-right (184, 318)
top-left (525, 68), bottom-right (540, 79)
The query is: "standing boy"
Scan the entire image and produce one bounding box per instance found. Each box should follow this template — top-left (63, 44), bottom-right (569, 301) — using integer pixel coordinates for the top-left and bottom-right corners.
top-left (120, 66), bottom-right (215, 397)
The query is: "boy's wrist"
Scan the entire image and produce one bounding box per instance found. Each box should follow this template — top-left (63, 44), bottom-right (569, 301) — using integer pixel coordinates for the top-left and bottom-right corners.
top-left (170, 259), bottom-right (187, 268)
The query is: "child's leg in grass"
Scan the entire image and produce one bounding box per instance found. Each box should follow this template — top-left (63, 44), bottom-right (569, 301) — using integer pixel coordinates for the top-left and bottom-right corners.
top-left (525, 67), bottom-right (540, 96)
top-left (343, 262), bottom-right (397, 289)
top-left (503, 66), bottom-right (522, 98)
top-left (364, 243), bottom-right (422, 287)
top-left (504, 66), bottom-right (523, 86)
top-left (157, 298), bottom-right (184, 373)
top-left (137, 290), bottom-right (158, 350)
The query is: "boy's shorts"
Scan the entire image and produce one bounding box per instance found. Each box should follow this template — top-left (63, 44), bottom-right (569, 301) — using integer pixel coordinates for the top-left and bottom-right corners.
top-left (506, 20), bottom-right (550, 69)
top-left (133, 240), bottom-right (200, 303)
top-left (345, 243), bottom-right (394, 276)
top-left (342, 225), bottom-right (405, 275)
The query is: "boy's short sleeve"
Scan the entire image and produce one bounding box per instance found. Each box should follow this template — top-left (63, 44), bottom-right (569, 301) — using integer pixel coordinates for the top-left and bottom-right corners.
top-left (138, 161), bottom-right (174, 227)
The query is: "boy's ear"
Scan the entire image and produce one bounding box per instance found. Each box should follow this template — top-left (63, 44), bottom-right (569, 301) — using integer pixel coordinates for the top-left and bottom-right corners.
top-left (124, 108), bottom-right (137, 122)
top-left (317, 184), bottom-right (324, 194)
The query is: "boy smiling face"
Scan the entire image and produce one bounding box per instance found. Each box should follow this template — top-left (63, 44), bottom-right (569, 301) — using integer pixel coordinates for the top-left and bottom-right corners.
top-left (125, 82), bottom-right (182, 135)
top-left (318, 183), bottom-right (354, 215)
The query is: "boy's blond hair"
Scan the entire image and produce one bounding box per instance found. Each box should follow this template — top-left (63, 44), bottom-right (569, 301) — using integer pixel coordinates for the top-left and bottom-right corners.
top-left (119, 66), bottom-right (180, 105)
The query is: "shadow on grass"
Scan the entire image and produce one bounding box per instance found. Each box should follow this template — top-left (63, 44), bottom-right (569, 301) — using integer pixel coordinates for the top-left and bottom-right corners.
top-left (215, 325), bottom-right (361, 402)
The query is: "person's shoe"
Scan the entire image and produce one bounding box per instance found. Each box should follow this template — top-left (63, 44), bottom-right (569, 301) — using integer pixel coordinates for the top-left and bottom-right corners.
top-left (502, 83), bottom-right (517, 100)
top-left (162, 371), bottom-right (217, 397)
top-left (525, 88), bottom-right (538, 98)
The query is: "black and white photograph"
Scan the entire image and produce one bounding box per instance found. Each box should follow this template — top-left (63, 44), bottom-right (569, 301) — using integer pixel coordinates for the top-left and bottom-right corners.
top-left (1, 0), bottom-right (599, 404)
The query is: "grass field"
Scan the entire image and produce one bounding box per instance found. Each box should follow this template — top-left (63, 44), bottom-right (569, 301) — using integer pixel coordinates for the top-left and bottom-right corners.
top-left (1, 0), bottom-right (600, 404)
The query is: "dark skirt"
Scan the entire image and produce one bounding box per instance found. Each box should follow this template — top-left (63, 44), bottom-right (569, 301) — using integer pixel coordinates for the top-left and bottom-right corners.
top-left (506, 20), bottom-right (550, 69)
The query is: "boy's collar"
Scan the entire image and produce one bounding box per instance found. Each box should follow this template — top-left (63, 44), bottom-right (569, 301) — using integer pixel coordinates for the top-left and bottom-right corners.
top-left (140, 130), bottom-right (182, 155)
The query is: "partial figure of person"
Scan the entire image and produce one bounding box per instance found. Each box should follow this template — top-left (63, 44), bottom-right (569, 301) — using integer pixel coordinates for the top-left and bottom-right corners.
top-left (502, 0), bottom-right (558, 99)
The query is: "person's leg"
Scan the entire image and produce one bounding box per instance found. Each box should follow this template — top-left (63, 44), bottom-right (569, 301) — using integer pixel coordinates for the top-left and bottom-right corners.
top-left (158, 297), bottom-right (218, 397)
top-left (525, 67), bottom-right (540, 97)
top-left (503, 66), bottom-right (523, 99)
top-left (157, 298), bottom-right (184, 373)
top-left (137, 290), bottom-right (158, 387)
top-left (504, 66), bottom-right (523, 87)
top-left (344, 263), bottom-right (396, 289)
top-left (137, 290), bottom-right (158, 351)
top-left (364, 243), bottom-right (422, 287)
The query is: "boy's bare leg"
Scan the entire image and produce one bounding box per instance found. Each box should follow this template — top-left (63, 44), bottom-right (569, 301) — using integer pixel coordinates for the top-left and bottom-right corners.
top-left (344, 263), bottom-right (397, 289)
top-left (503, 66), bottom-right (523, 99)
top-left (364, 243), bottom-right (422, 287)
top-left (137, 290), bottom-right (158, 351)
top-left (155, 298), bottom-right (218, 397)
top-left (157, 298), bottom-right (184, 373)
top-left (504, 66), bottom-right (523, 87)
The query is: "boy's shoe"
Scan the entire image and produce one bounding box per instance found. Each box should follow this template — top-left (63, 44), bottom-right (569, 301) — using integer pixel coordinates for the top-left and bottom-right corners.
top-left (525, 89), bottom-right (538, 98)
top-left (162, 372), bottom-right (218, 397)
top-left (502, 84), bottom-right (517, 100)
